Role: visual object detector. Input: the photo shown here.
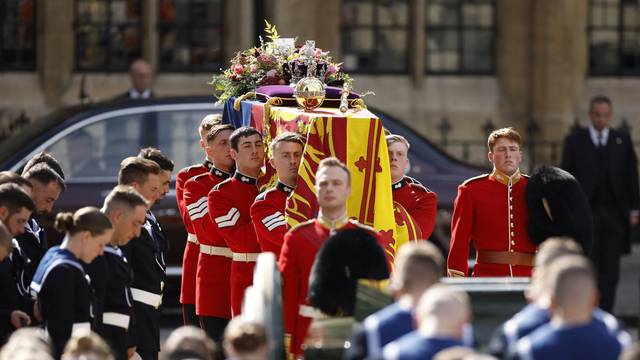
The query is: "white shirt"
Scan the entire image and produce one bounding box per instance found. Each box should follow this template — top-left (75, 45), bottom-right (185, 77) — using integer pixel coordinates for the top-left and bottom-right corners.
top-left (129, 89), bottom-right (152, 99)
top-left (588, 123), bottom-right (609, 147)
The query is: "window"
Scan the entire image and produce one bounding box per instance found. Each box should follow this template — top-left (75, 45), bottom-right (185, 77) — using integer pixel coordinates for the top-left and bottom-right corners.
top-left (0, 0), bottom-right (36, 70)
top-left (589, 0), bottom-right (640, 75)
top-left (156, 109), bottom-right (211, 167)
top-left (75, 0), bottom-right (142, 71)
top-left (45, 113), bottom-right (146, 179)
top-left (340, 0), bottom-right (410, 74)
top-left (158, 0), bottom-right (225, 72)
top-left (426, 0), bottom-right (495, 74)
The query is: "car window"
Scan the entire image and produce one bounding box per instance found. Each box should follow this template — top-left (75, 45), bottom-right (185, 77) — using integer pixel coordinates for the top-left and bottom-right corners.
top-left (156, 110), bottom-right (212, 172)
top-left (45, 113), bottom-right (145, 179)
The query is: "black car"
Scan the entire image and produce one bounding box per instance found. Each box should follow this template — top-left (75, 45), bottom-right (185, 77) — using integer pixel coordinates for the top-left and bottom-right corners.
top-left (0, 96), bottom-right (482, 318)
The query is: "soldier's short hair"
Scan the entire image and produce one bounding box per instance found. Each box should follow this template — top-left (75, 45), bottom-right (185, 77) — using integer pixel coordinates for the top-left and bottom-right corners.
top-left (415, 284), bottom-right (470, 328)
top-left (530, 237), bottom-right (584, 299)
top-left (0, 171), bottom-right (33, 190)
top-left (118, 157), bottom-right (161, 186)
top-left (0, 183), bottom-right (35, 214)
top-left (547, 255), bottom-right (595, 308)
top-left (317, 157), bottom-right (350, 185)
top-left (138, 147), bottom-right (174, 172)
top-left (223, 317), bottom-right (267, 356)
top-left (386, 134), bottom-right (410, 150)
top-left (23, 163), bottom-right (66, 191)
top-left (206, 124), bottom-right (236, 143)
top-left (199, 114), bottom-right (223, 139)
top-left (589, 95), bottom-right (612, 112)
top-left (164, 326), bottom-right (217, 360)
top-left (22, 152), bottom-right (65, 180)
top-left (487, 127), bottom-right (522, 152)
top-left (102, 185), bottom-right (149, 215)
top-left (269, 131), bottom-right (305, 156)
top-left (61, 329), bottom-right (112, 360)
top-left (229, 127), bottom-right (262, 151)
top-left (392, 242), bottom-right (444, 292)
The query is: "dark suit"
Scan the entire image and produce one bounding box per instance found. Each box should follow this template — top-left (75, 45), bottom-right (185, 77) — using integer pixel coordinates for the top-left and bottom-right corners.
top-left (561, 126), bottom-right (640, 311)
top-left (121, 211), bottom-right (166, 360)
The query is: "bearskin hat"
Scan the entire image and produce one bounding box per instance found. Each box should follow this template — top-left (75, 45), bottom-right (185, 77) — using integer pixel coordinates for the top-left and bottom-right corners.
top-left (307, 228), bottom-right (389, 316)
top-left (526, 166), bottom-right (593, 252)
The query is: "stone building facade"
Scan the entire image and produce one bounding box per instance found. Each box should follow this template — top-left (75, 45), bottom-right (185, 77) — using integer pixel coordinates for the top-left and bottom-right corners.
top-left (1, 0), bottom-right (639, 169)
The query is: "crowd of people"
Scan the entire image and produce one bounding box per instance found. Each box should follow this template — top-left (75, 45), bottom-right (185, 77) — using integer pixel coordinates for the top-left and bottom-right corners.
top-left (0, 92), bottom-right (636, 360)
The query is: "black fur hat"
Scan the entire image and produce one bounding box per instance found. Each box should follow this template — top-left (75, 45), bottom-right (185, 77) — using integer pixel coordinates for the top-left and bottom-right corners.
top-left (307, 228), bottom-right (389, 316)
top-left (526, 166), bottom-right (593, 252)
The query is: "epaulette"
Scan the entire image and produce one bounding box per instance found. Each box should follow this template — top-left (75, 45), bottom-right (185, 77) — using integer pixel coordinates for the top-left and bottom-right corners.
top-left (180, 164), bottom-right (204, 174)
top-left (190, 172), bottom-right (210, 183)
top-left (212, 177), bottom-right (233, 191)
top-left (254, 190), bottom-right (268, 202)
top-left (289, 219), bottom-right (316, 232)
top-left (461, 174), bottom-right (489, 186)
top-left (408, 182), bottom-right (432, 193)
top-left (404, 176), bottom-right (421, 184)
top-left (347, 219), bottom-right (378, 234)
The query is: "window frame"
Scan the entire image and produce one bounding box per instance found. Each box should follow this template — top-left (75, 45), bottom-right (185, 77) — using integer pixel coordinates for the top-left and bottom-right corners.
top-left (0, 0), bottom-right (37, 71)
top-left (340, 0), bottom-right (411, 75)
top-left (425, 0), bottom-right (496, 76)
top-left (74, 0), bottom-right (143, 73)
top-left (157, 0), bottom-right (226, 73)
top-left (588, 0), bottom-right (640, 76)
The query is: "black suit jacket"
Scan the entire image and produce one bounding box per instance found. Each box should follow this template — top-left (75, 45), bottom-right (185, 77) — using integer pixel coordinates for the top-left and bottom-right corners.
top-left (561, 127), bottom-right (640, 252)
top-left (121, 212), bottom-right (166, 352)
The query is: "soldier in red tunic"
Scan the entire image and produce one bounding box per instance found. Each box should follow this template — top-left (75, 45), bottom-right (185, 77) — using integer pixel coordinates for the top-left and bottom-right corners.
top-left (448, 127), bottom-right (537, 277)
top-left (279, 157), bottom-right (383, 358)
top-left (387, 134), bottom-right (438, 239)
top-left (250, 132), bottom-right (304, 259)
top-left (175, 114), bottom-right (218, 325)
top-left (209, 127), bottom-right (265, 317)
top-left (183, 124), bottom-right (235, 341)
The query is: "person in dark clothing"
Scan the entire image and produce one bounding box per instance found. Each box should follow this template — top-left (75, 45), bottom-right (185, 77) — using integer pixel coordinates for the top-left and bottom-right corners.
top-left (86, 185), bottom-right (149, 360)
top-left (344, 242), bottom-right (444, 360)
top-left (514, 256), bottom-right (630, 360)
top-left (0, 184), bottom-right (35, 342)
top-left (561, 95), bottom-right (640, 312)
top-left (30, 207), bottom-right (112, 359)
top-left (118, 157), bottom-right (164, 360)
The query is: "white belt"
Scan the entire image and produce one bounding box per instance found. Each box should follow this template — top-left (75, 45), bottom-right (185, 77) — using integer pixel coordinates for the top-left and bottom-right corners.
top-left (131, 288), bottom-right (162, 309)
top-left (187, 233), bottom-right (198, 244)
top-left (103, 312), bottom-right (130, 329)
top-left (199, 244), bottom-right (233, 258)
top-left (71, 322), bottom-right (91, 334)
top-left (231, 252), bottom-right (260, 262)
top-left (298, 305), bottom-right (329, 319)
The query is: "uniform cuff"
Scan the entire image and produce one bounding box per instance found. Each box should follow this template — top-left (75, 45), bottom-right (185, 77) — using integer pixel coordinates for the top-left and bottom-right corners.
top-left (447, 269), bottom-right (466, 277)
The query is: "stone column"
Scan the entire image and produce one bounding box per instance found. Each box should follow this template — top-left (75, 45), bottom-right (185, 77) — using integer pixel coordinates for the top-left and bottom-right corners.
top-left (142, 0), bottom-right (158, 68)
top-left (225, 0), bottom-right (256, 62)
top-left (38, 0), bottom-right (74, 107)
top-left (271, 0), bottom-right (341, 54)
top-left (528, 0), bottom-right (588, 165)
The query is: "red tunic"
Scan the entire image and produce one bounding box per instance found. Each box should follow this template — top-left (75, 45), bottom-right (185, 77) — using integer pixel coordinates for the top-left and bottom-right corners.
top-left (184, 167), bottom-right (231, 317)
top-left (448, 169), bottom-right (537, 277)
top-left (175, 160), bottom-right (212, 305)
top-left (250, 181), bottom-right (294, 259)
top-left (392, 176), bottom-right (438, 239)
top-left (279, 217), bottom-right (382, 357)
top-left (209, 172), bottom-right (261, 316)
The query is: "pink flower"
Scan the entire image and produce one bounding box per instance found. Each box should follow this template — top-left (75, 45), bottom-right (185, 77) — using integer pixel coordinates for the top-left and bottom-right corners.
top-left (314, 48), bottom-right (323, 59)
top-left (266, 69), bottom-right (278, 78)
top-left (249, 64), bottom-right (258, 73)
top-left (278, 79), bottom-right (286, 85)
top-left (233, 64), bottom-right (244, 75)
top-left (327, 64), bottom-right (338, 75)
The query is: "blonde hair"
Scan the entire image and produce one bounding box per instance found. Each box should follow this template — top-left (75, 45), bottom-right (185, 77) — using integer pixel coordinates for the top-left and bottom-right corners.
top-left (317, 157), bottom-right (350, 184)
top-left (61, 329), bottom-right (113, 360)
top-left (199, 114), bottom-right (223, 139)
top-left (391, 242), bottom-right (443, 292)
top-left (386, 134), bottom-right (410, 150)
top-left (269, 132), bottom-right (305, 156)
